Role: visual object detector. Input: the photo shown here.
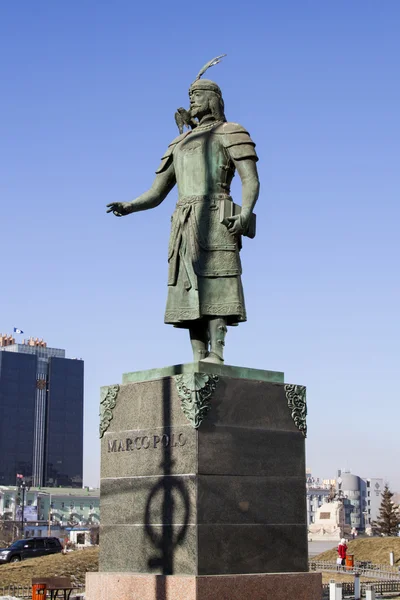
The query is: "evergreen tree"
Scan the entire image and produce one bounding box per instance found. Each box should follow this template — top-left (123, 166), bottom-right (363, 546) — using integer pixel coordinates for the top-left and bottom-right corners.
top-left (371, 484), bottom-right (400, 536)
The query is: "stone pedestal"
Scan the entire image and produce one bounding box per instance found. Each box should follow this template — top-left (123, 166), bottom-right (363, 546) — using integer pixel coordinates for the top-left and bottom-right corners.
top-left (86, 572), bottom-right (322, 600)
top-left (86, 362), bottom-right (315, 598)
top-left (308, 500), bottom-right (351, 541)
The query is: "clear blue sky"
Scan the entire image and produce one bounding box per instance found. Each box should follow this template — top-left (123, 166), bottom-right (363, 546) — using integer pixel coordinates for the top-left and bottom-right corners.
top-left (1, 2), bottom-right (399, 489)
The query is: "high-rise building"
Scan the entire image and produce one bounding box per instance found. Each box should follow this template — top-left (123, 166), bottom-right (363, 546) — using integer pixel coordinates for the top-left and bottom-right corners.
top-left (0, 334), bottom-right (83, 487)
top-left (337, 470), bottom-right (384, 529)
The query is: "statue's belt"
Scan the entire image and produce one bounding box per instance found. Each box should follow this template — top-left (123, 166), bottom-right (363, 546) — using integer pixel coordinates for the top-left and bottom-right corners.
top-left (175, 195), bottom-right (230, 222)
top-left (175, 195), bottom-right (231, 226)
top-left (174, 193), bottom-right (255, 240)
top-left (176, 194), bottom-right (232, 207)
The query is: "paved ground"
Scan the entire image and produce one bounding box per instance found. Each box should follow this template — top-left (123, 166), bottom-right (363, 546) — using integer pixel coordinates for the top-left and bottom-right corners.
top-left (309, 540), bottom-right (338, 557)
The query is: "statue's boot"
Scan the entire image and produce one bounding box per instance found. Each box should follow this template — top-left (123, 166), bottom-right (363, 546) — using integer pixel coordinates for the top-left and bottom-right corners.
top-left (189, 322), bottom-right (209, 361)
top-left (201, 317), bottom-right (227, 364)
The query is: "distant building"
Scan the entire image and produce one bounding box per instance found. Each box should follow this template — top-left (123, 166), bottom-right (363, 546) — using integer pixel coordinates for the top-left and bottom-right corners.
top-left (0, 334), bottom-right (83, 487)
top-left (306, 468), bottom-right (384, 530)
top-left (306, 470), bottom-right (333, 525)
top-left (0, 485), bottom-right (99, 543)
top-left (337, 470), bottom-right (384, 529)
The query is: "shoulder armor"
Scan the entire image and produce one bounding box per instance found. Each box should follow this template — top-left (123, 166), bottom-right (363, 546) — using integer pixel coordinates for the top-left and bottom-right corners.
top-left (215, 122), bottom-right (249, 135)
top-left (217, 122), bottom-right (258, 162)
top-left (155, 131), bottom-right (191, 174)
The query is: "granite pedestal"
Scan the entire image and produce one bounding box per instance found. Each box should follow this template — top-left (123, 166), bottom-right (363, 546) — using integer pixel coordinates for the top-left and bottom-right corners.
top-left (86, 362), bottom-right (321, 599)
top-left (86, 572), bottom-right (322, 600)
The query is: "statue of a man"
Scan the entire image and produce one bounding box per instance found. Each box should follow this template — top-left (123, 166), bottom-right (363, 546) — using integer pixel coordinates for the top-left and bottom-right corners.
top-left (107, 65), bottom-right (260, 364)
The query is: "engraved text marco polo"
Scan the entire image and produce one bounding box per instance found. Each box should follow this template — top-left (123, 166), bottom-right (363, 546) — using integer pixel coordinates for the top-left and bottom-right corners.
top-left (108, 432), bottom-right (186, 452)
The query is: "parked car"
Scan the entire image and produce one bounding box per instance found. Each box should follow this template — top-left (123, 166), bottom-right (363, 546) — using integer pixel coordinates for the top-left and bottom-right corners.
top-left (0, 537), bottom-right (63, 563)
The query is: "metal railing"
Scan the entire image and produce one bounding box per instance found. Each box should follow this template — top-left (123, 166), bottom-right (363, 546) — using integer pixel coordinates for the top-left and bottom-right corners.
top-left (322, 580), bottom-right (400, 597)
top-left (0, 583), bottom-right (85, 598)
top-left (0, 584), bottom-right (31, 597)
top-left (322, 581), bottom-right (354, 596)
top-left (309, 559), bottom-right (400, 580)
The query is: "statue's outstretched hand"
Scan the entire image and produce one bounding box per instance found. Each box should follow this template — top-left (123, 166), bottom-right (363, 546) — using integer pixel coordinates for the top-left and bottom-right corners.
top-left (106, 202), bottom-right (132, 217)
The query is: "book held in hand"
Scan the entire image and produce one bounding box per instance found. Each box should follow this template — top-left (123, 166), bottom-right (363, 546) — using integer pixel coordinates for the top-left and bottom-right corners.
top-left (219, 198), bottom-right (256, 239)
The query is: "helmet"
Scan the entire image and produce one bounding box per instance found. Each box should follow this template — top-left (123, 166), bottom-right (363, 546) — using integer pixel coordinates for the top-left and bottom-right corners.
top-left (189, 78), bottom-right (222, 97)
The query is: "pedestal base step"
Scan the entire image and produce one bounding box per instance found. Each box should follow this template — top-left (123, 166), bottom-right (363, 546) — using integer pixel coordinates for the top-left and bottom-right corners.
top-left (86, 571), bottom-right (322, 600)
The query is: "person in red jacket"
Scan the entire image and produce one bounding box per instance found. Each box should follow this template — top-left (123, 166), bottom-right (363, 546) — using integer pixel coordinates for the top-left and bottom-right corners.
top-left (337, 538), bottom-right (348, 570)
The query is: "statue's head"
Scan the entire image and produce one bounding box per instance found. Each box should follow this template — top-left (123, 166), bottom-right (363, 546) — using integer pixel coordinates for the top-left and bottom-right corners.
top-left (189, 79), bottom-right (226, 122)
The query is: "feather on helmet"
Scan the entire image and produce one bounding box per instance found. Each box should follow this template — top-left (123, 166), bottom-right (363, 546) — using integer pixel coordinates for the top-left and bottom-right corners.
top-left (188, 54), bottom-right (226, 96)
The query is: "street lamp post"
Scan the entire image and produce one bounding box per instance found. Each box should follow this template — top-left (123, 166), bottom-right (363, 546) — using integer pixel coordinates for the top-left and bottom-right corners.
top-left (16, 477), bottom-right (30, 538)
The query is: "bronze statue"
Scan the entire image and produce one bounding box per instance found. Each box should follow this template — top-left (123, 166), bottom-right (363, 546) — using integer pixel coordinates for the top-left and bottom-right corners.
top-left (107, 56), bottom-right (260, 364)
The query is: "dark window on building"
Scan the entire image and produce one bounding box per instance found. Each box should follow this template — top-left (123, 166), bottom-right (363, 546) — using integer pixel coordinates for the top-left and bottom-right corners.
top-left (0, 352), bottom-right (36, 485)
top-left (44, 358), bottom-right (83, 488)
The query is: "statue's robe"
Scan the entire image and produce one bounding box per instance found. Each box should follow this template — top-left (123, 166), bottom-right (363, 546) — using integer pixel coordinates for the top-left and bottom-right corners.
top-left (156, 121), bottom-right (258, 327)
